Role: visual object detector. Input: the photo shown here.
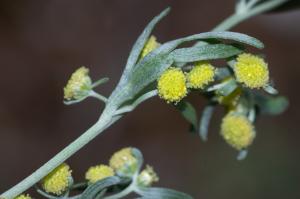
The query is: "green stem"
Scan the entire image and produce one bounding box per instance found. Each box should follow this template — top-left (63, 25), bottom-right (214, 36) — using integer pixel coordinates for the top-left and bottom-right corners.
top-left (89, 90), bottom-right (108, 103)
top-left (1, 111), bottom-right (116, 199)
top-left (213, 0), bottom-right (288, 31)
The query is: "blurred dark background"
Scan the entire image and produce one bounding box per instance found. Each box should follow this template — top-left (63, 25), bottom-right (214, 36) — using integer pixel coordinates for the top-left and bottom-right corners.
top-left (0, 0), bottom-right (299, 198)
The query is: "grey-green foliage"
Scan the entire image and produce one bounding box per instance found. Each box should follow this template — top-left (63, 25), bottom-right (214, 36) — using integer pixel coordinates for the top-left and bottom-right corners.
top-left (106, 8), bottom-right (265, 113)
top-left (176, 101), bottom-right (198, 132)
top-left (80, 177), bottom-right (121, 199)
top-left (255, 94), bottom-right (289, 115)
top-left (136, 187), bottom-right (193, 199)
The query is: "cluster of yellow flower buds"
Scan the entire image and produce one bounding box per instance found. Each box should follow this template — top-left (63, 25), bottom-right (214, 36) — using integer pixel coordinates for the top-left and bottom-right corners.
top-left (24, 147), bottom-right (159, 198)
top-left (219, 53), bottom-right (269, 151)
top-left (149, 32), bottom-right (271, 154)
top-left (157, 62), bottom-right (216, 103)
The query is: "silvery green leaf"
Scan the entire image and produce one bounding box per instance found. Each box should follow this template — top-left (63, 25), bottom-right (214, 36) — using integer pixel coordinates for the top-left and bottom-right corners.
top-left (215, 67), bottom-right (231, 80)
top-left (107, 54), bottom-right (173, 108)
top-left (176, 101), bottom-right (198, 132)
top-left (185, 31), bottom-right (264, 49)
top-left (199, 105), bottom-right (215, 141)
top-left (120, 8), bottom-right (170, 84)
top-left (254, 94), bottom-right (289, 115)
top-left (132, 148), bottom-right (144, 172)
top-left (237, 150), bottom-right (248, 160)
top-left (263, 84), bottom-right (279, 95)
top-left (36, 188), bottom-right (59, 199)
top-left (216, 78), bottom-right (238, 96)
top-left (80, 176), bottom-right (121, 199)
top-left (136, 187), bottom-right (193, 199)
top-left (108, 31), bottom-right (263, 109)
top-left (169, 44), bottom-right (242, 63)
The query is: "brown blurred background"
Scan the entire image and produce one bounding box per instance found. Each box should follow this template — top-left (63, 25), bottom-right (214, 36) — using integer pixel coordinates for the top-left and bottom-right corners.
top-left (0, 0), bottom-right (299, 198)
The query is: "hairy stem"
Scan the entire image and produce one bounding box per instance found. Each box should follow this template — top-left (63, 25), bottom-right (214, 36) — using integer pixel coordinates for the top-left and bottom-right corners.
top-left (213, 0), bottom-right (288, 31)
top-left (1, 111), bottom-right (116, 198)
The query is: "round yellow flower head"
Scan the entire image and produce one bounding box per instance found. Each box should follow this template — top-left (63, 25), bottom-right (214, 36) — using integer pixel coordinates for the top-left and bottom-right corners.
top-left (85, 164), bottom-right (115, 183)
top-left (221, 113), bottom-right (256, 150)
top-left (187, 61), bottom-right (215, 89)
top-left (137, 165), bottom-right (159, 187)
top-left (14, 194), bottom-right (31, 199)
top-left (234, 53), bottom-right (269, 88)
top-left (157, 67), bottom-right (187, 103)
top-left (41, 163), bottom-right (72, 195)
top-left (64, 66), bottom-right (92, 100)
top-left (140, 35), bottom-right (160, 58)
top-left (109, 147), bottom-right (138, 176)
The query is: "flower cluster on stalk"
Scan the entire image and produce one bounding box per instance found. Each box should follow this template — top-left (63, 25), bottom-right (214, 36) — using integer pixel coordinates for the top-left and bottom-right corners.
top-left (142, 34), bottom-right (276, 158)
top-left (16, 148), bottom-right (161, 198)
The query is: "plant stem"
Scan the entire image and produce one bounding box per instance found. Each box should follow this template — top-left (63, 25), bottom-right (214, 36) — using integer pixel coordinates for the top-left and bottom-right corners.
top-left (213, 0), bottom-right (288, 31)
top-left (1, 111), bottom-right (116, 199)
top-left (89, 90), bottom-right (108, 103)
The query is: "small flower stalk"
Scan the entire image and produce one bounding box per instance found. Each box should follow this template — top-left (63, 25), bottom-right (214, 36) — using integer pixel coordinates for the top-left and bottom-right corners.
top-left (63, 67), bottom-right (109, 105)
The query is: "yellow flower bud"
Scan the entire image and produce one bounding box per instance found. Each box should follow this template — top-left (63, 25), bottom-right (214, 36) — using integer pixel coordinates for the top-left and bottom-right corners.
top-left (109, 147), bottom-right (138, 176)
top-left (64, 66), bottom-right (92, 100)
top-left (14, 194), bottom-right (31, 199)
top-left (85, 164), bottom-right (114, 183)
top-left (157, 68), bottom-right (187, 103)
top-left (221, 113), bottom-right (255, 150)
top-left (234, 53), bottom-right (269, 88)
top-left (187, 61), bottom-right (215, 89)
top-left (140, 35), bottom-right (160, 58)
top-left (41, 163), bottom-right (72, 195)
top-left (137, 165), bottom-right (159, 187)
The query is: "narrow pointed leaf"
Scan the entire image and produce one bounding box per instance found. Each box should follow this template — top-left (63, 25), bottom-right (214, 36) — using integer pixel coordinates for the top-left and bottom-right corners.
top-left (80, 176), bottom-right (121, 199)
top-left (176, 101), bottom-right (198, 132)
top-left (132, 148), bottom-right (144, 172)
top-left (254, 94), bottom-right (289, 115)
top-left (120, 8), bottom-right (170, 84)
top-left (199, 105), bottom-right (215, 141)
top-left (136, 187), bottom-right (193, 199)
top-left (237, 150), bottom-right (248, 160)
top-left (169, 44), bottom-right (242, 63)
top-left (108, 30), bottom-right (263, 109)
